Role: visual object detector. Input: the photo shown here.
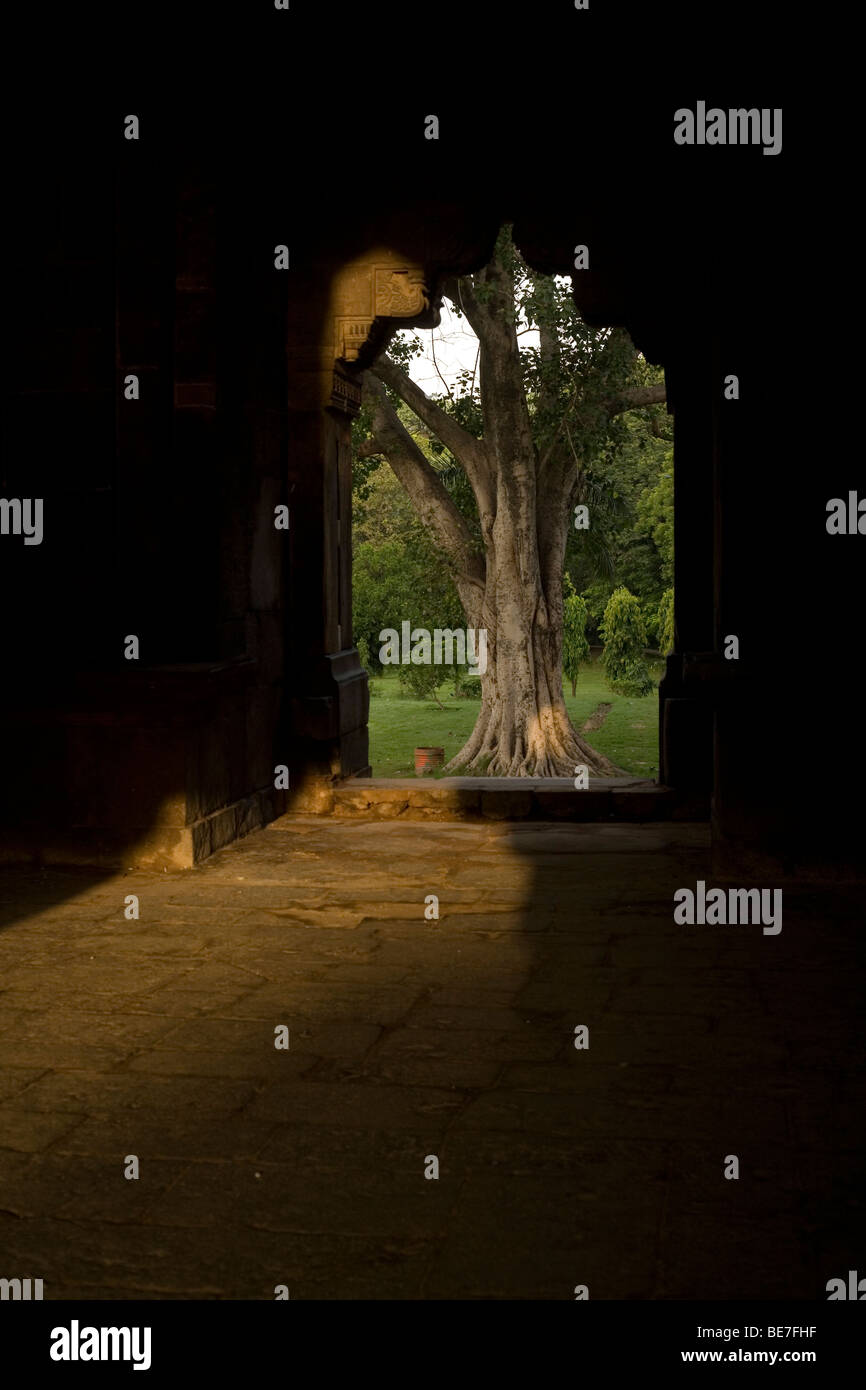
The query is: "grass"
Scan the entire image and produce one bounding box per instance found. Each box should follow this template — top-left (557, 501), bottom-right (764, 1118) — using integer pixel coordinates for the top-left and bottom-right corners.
top-left (366, 655), bottom-right (662, 778)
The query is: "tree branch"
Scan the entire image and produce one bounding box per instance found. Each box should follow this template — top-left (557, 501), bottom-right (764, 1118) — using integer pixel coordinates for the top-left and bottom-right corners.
top-left (370, 352), bottom-right (492, 511)
top-left (441, 274), bottom-right (489, 339)
top-left (474, 235), bottom-right (536, 470)
top-left (537, 379), bottom-right (580, 475)
top-left (372, 354), bottom-right (482, 462)
top-left (605, 384), bottom-right (667, 416)
top-left (356, 437), bottom-right (385, 459)
top-left (361, 373), bottom-right (485, 614)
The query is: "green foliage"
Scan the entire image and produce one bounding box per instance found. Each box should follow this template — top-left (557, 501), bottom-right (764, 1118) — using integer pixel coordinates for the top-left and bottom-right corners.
top-left (566, 414), bottom-right (673, 630)
top-left (657, 587), bottom-right (674, 657)
top-left (353, 453), bottom-right (423, 551)
top-left (351, 402), bottom-right (381, 501)
top-left (577, 578), bottom-right (613, 643)
top-left (352, 469), bottom-right (466, 696)
top-left (356, 634), bottom-right (372, 672)
top-left (635, 459), bottom-right (674, 589)
top-left (639, 594), bottom-right (661, 646)
top-left (353, 537), bottom-right (464, 677)
top-left (605, 656), bottom-right (655, 699)
top-left (453, 671), bottom-right (482, 699)
top-left (432, 457), bottom-right (484, 555)
top-left (397, 662), bottom-right (447, 705)
top-left (351, 427), bottom-right (481, 675)
top-left (562, 573), bottom-right (591, 695)
top-left (600, 586), bottom-right (654, 697)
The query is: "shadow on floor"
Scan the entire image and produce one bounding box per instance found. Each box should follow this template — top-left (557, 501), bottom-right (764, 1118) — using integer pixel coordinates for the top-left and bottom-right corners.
top-left (0, 818), bottom-right (863, 1299)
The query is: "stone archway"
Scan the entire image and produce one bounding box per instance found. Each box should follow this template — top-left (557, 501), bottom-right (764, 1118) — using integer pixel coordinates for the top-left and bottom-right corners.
top-left (283, 210), bottom-right (710, 819)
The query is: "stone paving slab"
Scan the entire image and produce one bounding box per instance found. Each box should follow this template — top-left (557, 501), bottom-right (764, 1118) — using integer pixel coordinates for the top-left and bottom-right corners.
top-left (0, 817), bottom-right (863, 1299)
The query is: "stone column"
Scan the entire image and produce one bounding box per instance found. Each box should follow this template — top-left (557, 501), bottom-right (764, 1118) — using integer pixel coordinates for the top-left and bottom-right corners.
top-left (284, 369), bottom-right (371, 810)
top-left (283, 247), bottom-right (442, 809)
top-left (709, 312), bottom-right (808, 876)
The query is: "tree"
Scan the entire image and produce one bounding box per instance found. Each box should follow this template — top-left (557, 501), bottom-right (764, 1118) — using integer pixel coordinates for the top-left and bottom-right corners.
top-left (600, 587), bottom-right (654, 697)
top-left (353, 536), bottom-right (463, 676)
top-left (397, 662), bottom-right (448, 707)
top-left (562, 574), bottom-right (591, 697)
top-left (657, 587), bottom-right (674, 657)
top-left (566, 427), bottom-right (673, 646)
top-left (635, 458), bottom-right (674, 589)
top-left (357, 225), bottom-right (666, 775)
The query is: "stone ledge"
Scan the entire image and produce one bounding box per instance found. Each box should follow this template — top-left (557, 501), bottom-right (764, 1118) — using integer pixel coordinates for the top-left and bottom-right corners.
top-left (318, 777), bottom-right (708, 823)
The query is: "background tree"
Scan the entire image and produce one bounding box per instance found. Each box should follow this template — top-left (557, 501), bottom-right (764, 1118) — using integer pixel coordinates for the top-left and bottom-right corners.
top-left (356, 225), bottom-right (666, 775)
top-left (600, 586), bottom-right (654, 697)
top-left (562, 574), bottom-right (591, 697)
top-left (656, 587), bottom-right (675, 658)
top-left (352, 404), bottom-right (467, 690)
top-left (397, 662), bottom-right (449, 707)
top-left (353, 536), bottom-right (464, 677)
top-left (567, 429), bottom-right (673, 645)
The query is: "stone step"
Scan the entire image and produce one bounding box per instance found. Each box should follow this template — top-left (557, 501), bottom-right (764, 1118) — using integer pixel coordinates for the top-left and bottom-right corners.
top-left (329, 776), bottom-right (708, 822)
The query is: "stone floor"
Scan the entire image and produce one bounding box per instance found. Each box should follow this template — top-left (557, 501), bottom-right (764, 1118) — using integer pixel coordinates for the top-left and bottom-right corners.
top-left (0, 817), bottom-right (863, 1300)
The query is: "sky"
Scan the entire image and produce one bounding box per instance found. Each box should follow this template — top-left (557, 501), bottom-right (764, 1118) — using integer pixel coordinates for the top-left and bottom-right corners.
top-left (403, 278), bottom-right (633, 399)
top-left (405, 295), bottom-right (547, 395)
top-left (405, 301), bottom-right (481, 394)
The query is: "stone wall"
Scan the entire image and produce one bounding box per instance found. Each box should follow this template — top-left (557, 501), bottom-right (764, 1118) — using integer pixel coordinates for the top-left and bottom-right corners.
top-left (2, 97), bottom-right (857, 877)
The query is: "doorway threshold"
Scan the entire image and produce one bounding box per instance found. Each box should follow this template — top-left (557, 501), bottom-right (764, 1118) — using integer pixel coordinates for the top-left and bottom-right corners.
top-left (330, 776), bottom-right (708, 822)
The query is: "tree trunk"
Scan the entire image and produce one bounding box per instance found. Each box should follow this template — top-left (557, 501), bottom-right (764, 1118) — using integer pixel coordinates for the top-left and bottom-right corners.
top-left (445, 485), bottom-right (620, 778)
top-left (447, 631), bottom-right (617, 777)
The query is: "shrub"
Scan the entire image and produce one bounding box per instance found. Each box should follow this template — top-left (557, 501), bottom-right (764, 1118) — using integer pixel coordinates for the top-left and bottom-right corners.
top-left (657, 587), bottom-right (674, 657)
top-left (600, 586), bottom-right (654, 697)
top-left (356, 635), bottom-right (372, 671)
top-left (453, 670), bottom-right (482, 700)
top-left (397, 663), bottom-right (447, 705)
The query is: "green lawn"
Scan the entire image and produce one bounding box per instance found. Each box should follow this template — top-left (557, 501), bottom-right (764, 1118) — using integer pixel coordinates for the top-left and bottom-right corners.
top-left (366, 655), bottom-right (662, 777)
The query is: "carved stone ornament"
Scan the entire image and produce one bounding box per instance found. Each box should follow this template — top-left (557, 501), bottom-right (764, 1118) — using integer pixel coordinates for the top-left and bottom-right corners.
top-left (333, 259), bottom-right (430, 363)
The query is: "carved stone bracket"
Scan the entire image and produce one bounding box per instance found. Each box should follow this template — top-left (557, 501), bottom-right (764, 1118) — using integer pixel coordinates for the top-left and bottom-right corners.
top-left (332, 254), bottom-right (437, 368)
